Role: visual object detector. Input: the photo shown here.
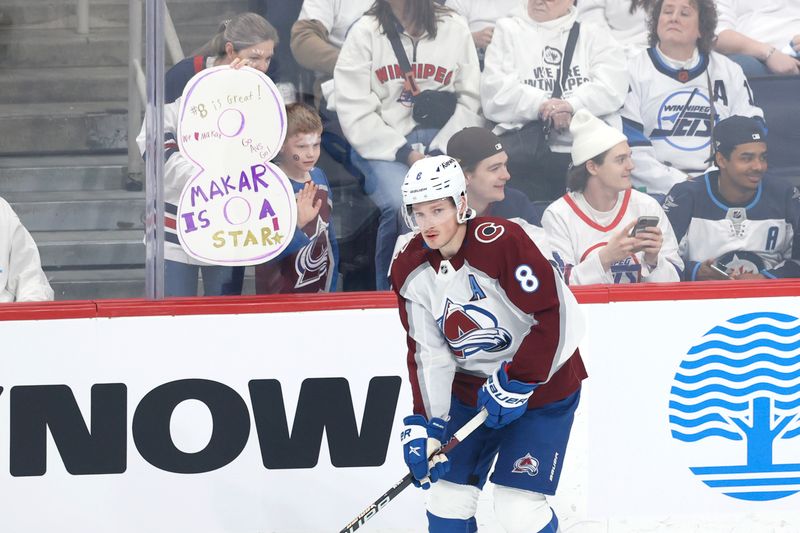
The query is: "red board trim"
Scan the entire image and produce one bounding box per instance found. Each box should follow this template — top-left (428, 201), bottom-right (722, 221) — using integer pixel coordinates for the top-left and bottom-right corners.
top-left (0, 282), bottom-right (798, 322)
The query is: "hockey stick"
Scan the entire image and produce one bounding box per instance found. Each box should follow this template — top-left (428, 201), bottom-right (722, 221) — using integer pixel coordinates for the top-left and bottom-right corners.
top-left (338, 408), bottom-right (488, 533)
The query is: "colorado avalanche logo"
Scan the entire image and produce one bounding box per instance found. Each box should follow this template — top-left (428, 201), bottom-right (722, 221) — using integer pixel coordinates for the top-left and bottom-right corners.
top-left (651, 89), bottom-right (713, 152)
top-left (512, 453), bottom-right (539, 476)
top-left (438, 299), bottom-right (511, 359)
top-left (294, 217), bottom-right (330, 288)
top-left (717, 250), bottom-right (765, 277)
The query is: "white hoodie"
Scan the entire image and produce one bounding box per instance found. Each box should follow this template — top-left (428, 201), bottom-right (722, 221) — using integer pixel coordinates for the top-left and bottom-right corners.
top-left (481, 6), bottom-right (628, 153)
top-left (0, 197), bottom-right (53, 303)
top-left (334, 11), bottom-right (484, 161)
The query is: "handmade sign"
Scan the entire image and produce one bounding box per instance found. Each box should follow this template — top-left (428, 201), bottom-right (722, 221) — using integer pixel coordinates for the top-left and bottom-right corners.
top-left (176, 66), bottom-right (294, 266)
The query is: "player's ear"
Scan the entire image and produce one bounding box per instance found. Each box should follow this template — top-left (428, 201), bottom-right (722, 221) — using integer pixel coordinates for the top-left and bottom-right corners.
top-left (715, 150), bottom-right (726, 170)
top-left (585, 159), bottom-right (599, 177)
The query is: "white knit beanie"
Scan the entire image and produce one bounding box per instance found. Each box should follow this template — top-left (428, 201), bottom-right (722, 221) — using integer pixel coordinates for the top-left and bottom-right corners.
top-left (570, 109), bottom-right (628, 166)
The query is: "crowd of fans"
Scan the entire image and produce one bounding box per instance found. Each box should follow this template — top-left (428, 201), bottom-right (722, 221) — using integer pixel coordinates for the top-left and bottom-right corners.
top-left (2, 0), bottom-right (798, 302)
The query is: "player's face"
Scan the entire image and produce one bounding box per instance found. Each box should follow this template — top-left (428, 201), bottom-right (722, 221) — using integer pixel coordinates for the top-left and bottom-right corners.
top-left (657, 0), bottom-right (701, 49)
top-left (280, 132), bottom-right (322, 178)
top-left (719, 142), bottom-right (768, 193)
top-left (411, 198), bottom-right (461, 252)
top-left (527, 0), bottom-right (573, 22)
top-left (231, 39), bottom-right (275, 73)
top-left (590, 141), bottom-right (634, 193)
top-left (466, 152), bottom-right (510, 210)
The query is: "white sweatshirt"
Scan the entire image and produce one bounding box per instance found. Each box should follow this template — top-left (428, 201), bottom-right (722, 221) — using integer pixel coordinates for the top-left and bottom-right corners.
top-left (716, 0), bottom-right (800, 51)
top-left (444, 0), bottom-right (525, 32)
top-left (0, 197), bottom-right (54, 302)
top-left (481, 6), bottom-right (628, 153)
top-left (334, 12), bottom-right (484, 161)
top-left (297, 0), bottom-right (373, 49)
top-left (576, 0), bottom-right (649, 58)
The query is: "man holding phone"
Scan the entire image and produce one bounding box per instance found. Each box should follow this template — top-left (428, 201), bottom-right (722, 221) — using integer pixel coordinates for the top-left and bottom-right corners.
top-left (542, 110), bottom-right (683, 285)
top-left (663, 116), bottom-right (800, 281)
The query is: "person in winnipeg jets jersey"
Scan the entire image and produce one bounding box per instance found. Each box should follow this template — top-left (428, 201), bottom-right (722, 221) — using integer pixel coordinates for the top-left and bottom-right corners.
top-left (621, 0), bottom-right (763, 197)
top-left (542, 110), bottom-right (683, 285)
top-left (481, 0), bottom-right (628, 201)
top-left (334, 0), bottom-right (482, 290)
top-left (663, 115), bottom-right (800, 281)
top-left (390, 155), bottom-right (586, 533)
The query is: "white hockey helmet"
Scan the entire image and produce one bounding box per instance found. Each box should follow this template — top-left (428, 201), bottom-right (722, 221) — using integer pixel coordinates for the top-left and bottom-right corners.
top-left (401, 155), bottom-right (475, 230)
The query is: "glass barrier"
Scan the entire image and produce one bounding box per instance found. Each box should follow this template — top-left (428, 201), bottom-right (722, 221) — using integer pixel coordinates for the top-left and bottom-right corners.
top-left (1, 0), bottom-right (797, 304)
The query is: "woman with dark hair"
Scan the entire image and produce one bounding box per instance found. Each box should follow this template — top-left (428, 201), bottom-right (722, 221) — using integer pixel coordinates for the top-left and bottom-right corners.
top-left (136, 13), bottom-right (280, 297)
top-left (334, 0), bottom-right (482, 290)
top-left (577, 0), bottom-right (653, 58)
top-left (620, 0), bottom-right (763, 197)
top-left (542, 110), bottom-right (682, 285)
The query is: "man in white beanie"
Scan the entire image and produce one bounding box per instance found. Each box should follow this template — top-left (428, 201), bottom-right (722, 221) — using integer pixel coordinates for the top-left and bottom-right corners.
top-left (541, 110), bottom-right (683, 284)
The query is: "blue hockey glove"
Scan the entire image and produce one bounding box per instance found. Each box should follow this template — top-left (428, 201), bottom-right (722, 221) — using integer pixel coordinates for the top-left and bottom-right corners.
top-left (477, 361), bottom-right (537, 429)
top-left (401, 415), bottom-right (450, 489)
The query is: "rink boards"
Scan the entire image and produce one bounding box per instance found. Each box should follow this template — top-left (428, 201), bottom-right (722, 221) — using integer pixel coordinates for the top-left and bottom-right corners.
top-left (1, 282), bottom-right (799, 532)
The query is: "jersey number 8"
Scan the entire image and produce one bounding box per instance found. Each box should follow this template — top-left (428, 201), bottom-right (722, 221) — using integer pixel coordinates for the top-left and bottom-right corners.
top-left (515, 265), bottom-right (539, 293)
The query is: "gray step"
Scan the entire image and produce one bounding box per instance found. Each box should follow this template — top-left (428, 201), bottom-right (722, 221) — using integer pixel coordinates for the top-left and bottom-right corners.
top-left (6, 190), bottom-right (144, 231)
top-left (0, 0), bottom-right (248, 30)
top-left (0, 26), bottom-right (211, 68)
top-left (33, 230), bottom-right (144, 269)
top-left (0, 101), bottom-right (128, 155)
top-left (47, 268), bottom-right (145, 300)
top-left (0, 154), bottom-right (127, 192)
top-left (46, 265), bottom-right (257, 301)
top-left (0, 66), bottom-right (128, 104)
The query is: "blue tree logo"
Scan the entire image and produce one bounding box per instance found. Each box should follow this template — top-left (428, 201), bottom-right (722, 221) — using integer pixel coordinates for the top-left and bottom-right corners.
top-left (669, 312), bottom-right (800, 502)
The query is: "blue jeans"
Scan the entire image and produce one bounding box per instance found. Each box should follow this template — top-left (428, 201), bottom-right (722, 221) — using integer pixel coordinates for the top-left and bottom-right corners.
top-left (351, 128), bottom-right (439, 290)
top-left (165, 260), bottom-right (244, 297)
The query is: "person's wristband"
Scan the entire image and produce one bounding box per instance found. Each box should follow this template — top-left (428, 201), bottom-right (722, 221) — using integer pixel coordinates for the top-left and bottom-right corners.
top-left (762, 46), bottom-right (777, 63)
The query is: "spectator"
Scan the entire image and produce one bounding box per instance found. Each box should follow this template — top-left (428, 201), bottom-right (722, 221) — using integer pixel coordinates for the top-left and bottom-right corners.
top-left (542, 110), bottom-right (683, 284)
top-left (290, 0), bottom-right (373, 104)
top-left (621, 0), bottom-right (763, 197)
top-left (663, 115), bottom-right (800, 281)
top-left (255, 103), bottom-right (339, 293)
top-left (714, 1), bottom-right (800, 77)
top-left (137, 13), bottom-right (278, 297)
top-left (576, 0), bottom-right (651, 58)
top-left (0, 197), bottom-right (53, 302)
top-left (446, 126), bottom-right (545, 223)
top-left (334, 0), bottom-right (483, 290)
top-left (444, 0), bottom-right (521, 67)
top-left (482, 0), bottom-right (627, 202)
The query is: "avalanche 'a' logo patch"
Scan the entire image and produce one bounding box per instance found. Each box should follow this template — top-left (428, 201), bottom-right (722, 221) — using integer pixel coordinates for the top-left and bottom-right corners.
top-left (438, 299), bottom-right (511, 359)
top-left (512, 453), bottom-right (540, 476)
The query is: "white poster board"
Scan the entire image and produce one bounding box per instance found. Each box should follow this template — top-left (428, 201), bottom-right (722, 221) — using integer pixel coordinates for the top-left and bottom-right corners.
top-left (176, 66), bottom-right (296, 266)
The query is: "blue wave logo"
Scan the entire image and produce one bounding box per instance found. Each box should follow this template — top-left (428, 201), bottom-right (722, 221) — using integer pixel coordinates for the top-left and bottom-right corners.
top-left (669, 312), bottom-right (800, 502)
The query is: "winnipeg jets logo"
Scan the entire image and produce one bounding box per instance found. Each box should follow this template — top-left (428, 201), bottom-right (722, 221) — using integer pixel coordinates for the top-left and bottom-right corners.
top-left (662, 194), bottom-right (679, 212)
top-left (438, 299), bottom-right (511, 359)
top-left (294, 217), bottom-right (330, 289)
top-left (651, 89), bottom-right (713, 152)
top-left (717, 251), bottom-right (765, 276)
top-left (542, 46), bottom-right (563, 66)
top-left (512, 453), bottom-right (539, 476)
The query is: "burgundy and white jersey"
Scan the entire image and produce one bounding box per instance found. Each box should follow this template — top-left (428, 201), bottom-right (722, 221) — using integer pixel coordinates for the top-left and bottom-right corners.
top-left (542, 188), bottom-right (683, 285)
top-left (390, 217), bottom-right (587, 420)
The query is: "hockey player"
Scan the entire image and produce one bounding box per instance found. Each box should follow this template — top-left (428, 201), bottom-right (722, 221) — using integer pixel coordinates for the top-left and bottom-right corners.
top-left (662, 115), bottom-right (800, 281)
top-left (621, 0), bottom-right (763, 197)
top-left (542, 110), bottom-right (683, 285)
top-left (390, 155), bottom-right (586, 533)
